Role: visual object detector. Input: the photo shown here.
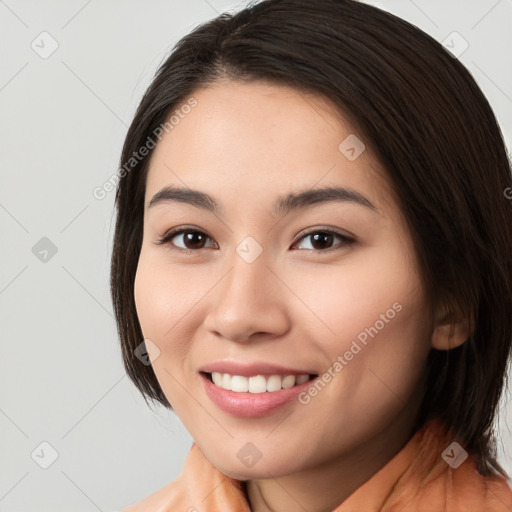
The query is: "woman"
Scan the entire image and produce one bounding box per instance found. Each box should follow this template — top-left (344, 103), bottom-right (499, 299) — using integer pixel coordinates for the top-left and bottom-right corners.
top-left (111, 0), bottom-right (512, 510)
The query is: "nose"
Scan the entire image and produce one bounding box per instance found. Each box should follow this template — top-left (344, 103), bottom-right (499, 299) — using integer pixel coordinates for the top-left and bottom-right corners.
top-left (203, 249), bottom-right (291, 344)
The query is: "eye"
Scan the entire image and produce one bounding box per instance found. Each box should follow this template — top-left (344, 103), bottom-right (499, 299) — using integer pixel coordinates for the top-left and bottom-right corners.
top-left (155, 226), bottom-right (216, 254)
top-left (292, 228), bottom-right (354, 253)
top-left (155, 226), bottom-right (354, 254)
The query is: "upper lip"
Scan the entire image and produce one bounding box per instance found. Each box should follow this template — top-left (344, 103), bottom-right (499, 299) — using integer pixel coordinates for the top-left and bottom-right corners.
top-left (200, 361), bottom-right (317, 377)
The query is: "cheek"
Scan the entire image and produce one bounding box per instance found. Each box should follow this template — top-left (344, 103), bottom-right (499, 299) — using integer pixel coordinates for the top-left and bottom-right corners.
top-left (296, 246), bottom-right (431, 394)
top-left (133, 252), bottom-right (202, 408)
top-left (290, 246), bottom-right (424, 343)
top-left (133, 251), bottom-right (215, 362)
top-left (134, 253), bottom-right (187, 354)
top-left (134, 257), bottom-right (170, 339)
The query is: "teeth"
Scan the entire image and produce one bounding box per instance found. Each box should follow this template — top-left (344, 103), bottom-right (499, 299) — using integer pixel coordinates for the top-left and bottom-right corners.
top-left (266, 375), bottom-right (282, 392)
top-left (282, 375), bottom-right (296, 388)
top-left (222, 373), bottom-right (231, 389)
top-left (249, 375), bottom-right (267, 394)
top-left (231, 375), bottom-right (249, 392)
top-left (296, 374), bottom-right (309, 385)
top-left (209, 372), bottom-right (311, 393)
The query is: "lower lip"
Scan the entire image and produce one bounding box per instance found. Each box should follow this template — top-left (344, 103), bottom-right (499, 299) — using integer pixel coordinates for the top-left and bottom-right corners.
top-left (201, 373), bottom-right (316, 418)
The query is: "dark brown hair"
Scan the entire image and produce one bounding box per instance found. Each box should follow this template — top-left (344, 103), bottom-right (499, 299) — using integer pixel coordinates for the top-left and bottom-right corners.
top-left (110, 0), bottom-right (512, 476)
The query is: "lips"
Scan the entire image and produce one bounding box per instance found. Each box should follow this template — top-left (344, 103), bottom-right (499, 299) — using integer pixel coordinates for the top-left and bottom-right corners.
top-left (199, 361), bottom-right (319, 417)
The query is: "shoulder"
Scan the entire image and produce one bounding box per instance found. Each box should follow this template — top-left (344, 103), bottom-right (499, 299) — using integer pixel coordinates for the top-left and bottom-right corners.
top-left (118, 444), bottom-right (198, 512)
top-left (118, 443), bottom-right (250, 512)
top-left (119, 477), bottom-right (190, 512)
top-left (425, 461), bottom-right (512, 511)
top-left (407, 419), bottom-right (512, 511)
top-left (381, 419), bottom-right (512, 511)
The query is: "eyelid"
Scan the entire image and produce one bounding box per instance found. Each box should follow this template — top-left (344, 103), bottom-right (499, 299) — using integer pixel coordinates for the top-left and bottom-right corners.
top-left (155, 225), bottom-right (355, 254)
top-left (292, 226), bottom-right (354, 245)
top-left (291, 227), bottom-right (355, 253)
top-left (155, 225), bottom-right (217, 250)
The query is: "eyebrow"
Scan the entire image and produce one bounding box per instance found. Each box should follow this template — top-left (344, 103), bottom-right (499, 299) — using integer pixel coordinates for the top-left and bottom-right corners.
top-left (148, 185), bottom-right (379, 216)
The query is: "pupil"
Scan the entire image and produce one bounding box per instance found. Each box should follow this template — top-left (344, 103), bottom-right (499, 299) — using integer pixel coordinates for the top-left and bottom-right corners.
top-left (185, 231), bottom-right (205, 249)
top-left (312, 233), bottom-right (332, 250)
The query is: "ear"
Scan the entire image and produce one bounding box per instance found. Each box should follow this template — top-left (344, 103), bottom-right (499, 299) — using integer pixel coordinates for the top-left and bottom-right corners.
top-left (431, 300), bottom-right (473, 351)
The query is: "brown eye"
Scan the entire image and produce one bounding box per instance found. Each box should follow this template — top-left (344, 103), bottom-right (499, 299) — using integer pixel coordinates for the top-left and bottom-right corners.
top-left (293, 229), bottom-right (354, 252)
top-left (180, 231), bottom-right (208, 250)
top-left (156, 226), bottom-right (354, 255)
top-left (156, 228), bottom-right (216, 253)
top-left (310, 232), bottom-right (335, 250)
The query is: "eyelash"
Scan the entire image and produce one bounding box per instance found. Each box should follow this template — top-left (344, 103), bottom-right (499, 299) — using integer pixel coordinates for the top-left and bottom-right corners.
top-left (155, 225), bottom-right (355, 255)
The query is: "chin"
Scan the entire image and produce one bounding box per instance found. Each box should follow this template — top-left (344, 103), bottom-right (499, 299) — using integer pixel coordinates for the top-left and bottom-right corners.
top-left (205, 448), bottom-right (302, 480)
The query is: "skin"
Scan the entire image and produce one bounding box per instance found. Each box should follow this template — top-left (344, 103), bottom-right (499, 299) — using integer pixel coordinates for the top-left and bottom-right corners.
top-left (133, 80), bottom-right (470, 512)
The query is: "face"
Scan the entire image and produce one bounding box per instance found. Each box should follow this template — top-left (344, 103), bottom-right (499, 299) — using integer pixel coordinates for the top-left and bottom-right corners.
top-left (134, 80), bottom-right (435, 479)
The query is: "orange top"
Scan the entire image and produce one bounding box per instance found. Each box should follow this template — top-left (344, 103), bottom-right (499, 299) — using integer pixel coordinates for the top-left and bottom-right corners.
top-left (122, 418), bottom-right (512, 511)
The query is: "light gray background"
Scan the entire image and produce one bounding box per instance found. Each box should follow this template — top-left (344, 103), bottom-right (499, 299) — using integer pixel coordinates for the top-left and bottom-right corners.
top-left (1, 0), bottom-right (511, 510)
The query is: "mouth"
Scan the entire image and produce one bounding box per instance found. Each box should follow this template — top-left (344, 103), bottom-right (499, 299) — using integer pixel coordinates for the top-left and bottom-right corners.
top-left (201, 371), bottom-right (317, 393)
top-left (199, 367), bottom-right (319, 418)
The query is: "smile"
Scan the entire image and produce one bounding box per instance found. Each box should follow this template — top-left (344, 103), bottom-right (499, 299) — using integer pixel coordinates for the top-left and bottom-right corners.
top-left (208, 372), bottom-right (313, 393)
top-left (200, 369), bottom-right (319, 418)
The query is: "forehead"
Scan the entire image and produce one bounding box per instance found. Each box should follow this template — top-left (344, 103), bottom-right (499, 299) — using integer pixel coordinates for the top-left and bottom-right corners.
top-left (144, 80), bottom-right (393, 214)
